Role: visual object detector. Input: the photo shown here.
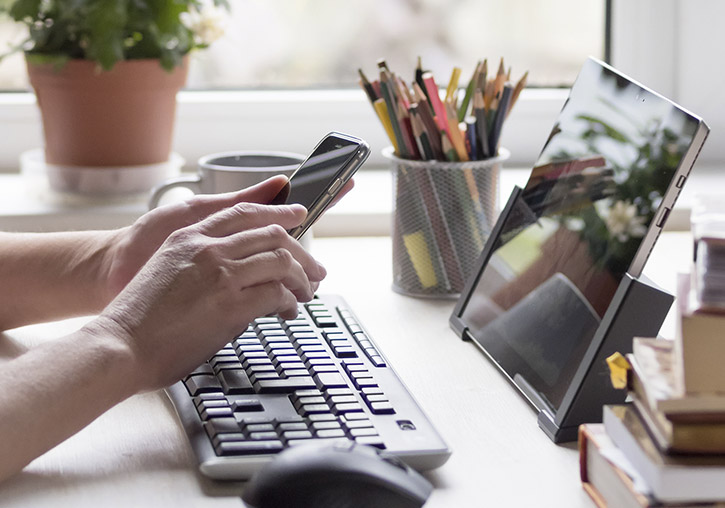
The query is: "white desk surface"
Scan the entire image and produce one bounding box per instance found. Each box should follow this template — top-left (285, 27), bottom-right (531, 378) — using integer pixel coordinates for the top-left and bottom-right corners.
top-left (0, 232), bottom-right (693, 508)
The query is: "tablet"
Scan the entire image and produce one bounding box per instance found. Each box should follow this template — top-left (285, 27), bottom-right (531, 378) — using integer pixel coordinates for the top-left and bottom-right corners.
top-left (450, 58), bottom-right (709, 423)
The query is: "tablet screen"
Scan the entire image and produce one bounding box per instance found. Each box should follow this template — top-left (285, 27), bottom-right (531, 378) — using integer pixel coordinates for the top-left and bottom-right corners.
top-left (457, 58), bottom-right (704, 411)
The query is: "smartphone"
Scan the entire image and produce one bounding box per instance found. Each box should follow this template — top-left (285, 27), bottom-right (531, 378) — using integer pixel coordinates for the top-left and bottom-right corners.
top-left (271, 132), bottom-right (370, 239)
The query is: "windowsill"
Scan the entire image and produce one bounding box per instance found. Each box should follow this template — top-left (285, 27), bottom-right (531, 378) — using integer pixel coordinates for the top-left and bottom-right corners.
top-left (0, 164), bottom-right (719, 234)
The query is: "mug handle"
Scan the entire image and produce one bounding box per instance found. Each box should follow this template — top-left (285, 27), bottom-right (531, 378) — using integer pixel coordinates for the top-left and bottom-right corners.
top-left (148, 174), bottom-right (202, 209)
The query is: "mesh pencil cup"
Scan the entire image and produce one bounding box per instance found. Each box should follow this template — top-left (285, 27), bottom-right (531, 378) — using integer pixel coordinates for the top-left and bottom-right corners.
top-left (385, 147), bottom-right (510, 298)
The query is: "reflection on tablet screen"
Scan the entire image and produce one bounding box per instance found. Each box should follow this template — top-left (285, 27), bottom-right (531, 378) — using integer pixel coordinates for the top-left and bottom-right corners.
top-left (459, 58), bottom-right (706, 411)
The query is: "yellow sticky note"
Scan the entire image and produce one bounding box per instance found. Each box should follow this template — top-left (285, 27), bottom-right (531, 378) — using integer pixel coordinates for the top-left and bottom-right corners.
top-left (403, 231), bottom-right (438, 288)
top-left (606, 352), bottom-right (631, 389)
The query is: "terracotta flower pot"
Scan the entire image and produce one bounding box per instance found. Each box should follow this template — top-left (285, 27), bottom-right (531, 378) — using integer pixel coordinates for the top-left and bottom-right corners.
top-left (26, 57), bottom-right (188, 168)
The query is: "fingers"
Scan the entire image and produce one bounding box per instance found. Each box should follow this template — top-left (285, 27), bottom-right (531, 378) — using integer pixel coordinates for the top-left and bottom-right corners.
top-left (329, 178), bottom-right (355, 207)
top-left (147, 175), bottom-right (291, 231)
top-left (221, 225), bottom-right (326, 282)
top-left (238, 281), bottom-right (300, 321)
top-left (196, 201), bottom-right (308, 238)
top-left (233, 248), bottom-right (315, 302)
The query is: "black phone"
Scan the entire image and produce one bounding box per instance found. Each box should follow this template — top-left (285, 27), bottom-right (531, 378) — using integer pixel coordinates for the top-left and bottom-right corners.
top-left (271, 132), bottom-right (370, 239)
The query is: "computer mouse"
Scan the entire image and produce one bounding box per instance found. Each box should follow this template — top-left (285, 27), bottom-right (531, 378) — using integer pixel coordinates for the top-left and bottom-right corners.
top-left (241, 441), bottom-right (434, 508)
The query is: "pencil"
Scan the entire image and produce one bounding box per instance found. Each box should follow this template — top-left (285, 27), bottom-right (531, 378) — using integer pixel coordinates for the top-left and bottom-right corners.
top-left (358, 68), bottom-right (377, 102)
top-left (410, 102), bottom-right (443, 159)
top-left (444, 102), bottom-right (469, 161)
top-left (422, 72), bottom-right (449, 137)
top-left (373, 98), bottom-right (399, 154)
top-left (445, 66), bottom-right (462, 103)
top-left (489, 82), bottom-right (513, 156)
top-left (458, 60), bottom-right (481, 122)
top-left (398, 100), bottom-right (421, 160)
top-left (410, 109), bottom-right (435, 160)
top-left (507, 70), bottom-right (528, 117)
top-left (415, 56), bottom-right (429, 102)
top-left (379, 71), bottom-right (409, 158)
top-left (441, 133), bottom-right (459, 162)
top-left (473, 89), bottom-right (490, 158)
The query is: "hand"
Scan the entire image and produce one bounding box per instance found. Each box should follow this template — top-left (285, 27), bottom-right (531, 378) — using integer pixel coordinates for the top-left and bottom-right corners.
top-left (102, 175), bottom-right (294, 303)
top-left (94, 197), bottom-right (327, 392)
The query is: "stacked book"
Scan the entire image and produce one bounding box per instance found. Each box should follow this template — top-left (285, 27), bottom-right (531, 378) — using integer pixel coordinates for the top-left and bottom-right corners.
top-left (579, 238), bottom-right (725, 507)
top-left (580, 337), bottom-right (725, 507)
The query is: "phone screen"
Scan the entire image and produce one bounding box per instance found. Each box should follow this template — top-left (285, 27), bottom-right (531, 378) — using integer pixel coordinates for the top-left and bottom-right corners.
top-left (271, 134), bottom-right (361, 209)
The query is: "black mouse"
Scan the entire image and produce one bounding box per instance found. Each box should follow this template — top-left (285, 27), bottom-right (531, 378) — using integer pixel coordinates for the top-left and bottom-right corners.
top-left (241, 441), bottom-right (434, 508)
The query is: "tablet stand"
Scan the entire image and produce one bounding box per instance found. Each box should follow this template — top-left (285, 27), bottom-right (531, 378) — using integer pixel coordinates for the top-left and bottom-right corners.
top-left (533, 272), bottom-right (672, 442)
top-left (451, 187), bottom-right (674, 443)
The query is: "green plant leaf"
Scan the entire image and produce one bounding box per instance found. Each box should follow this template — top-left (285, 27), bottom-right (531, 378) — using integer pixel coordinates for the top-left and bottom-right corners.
top-left (8, 0), bottom-right (41, 21)
top-left (84, 0), bottom-right (129, 70)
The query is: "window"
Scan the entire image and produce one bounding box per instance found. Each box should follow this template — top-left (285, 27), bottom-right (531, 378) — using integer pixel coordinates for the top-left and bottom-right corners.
top-left (9, 0), bottom-right (686, 174)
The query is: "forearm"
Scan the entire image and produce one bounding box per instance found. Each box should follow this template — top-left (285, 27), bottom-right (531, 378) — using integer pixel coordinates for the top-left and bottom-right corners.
top-left (0, 231), bottom-right (119, 330)
top-left (0, 321), bottom-right (136, 482)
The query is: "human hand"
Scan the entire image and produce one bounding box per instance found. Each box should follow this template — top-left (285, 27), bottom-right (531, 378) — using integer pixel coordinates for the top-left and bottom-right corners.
top-left (102, 176), bottom-right (295, 304)
top-left (93, 197), bottom-right (326, 392)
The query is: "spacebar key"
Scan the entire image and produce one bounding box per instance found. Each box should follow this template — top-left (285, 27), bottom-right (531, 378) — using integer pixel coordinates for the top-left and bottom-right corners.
top-left (255, 377), bottom-right (316, 393)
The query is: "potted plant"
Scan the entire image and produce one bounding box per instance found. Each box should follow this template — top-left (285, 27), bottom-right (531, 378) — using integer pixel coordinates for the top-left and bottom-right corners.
top-left (1, 0), bottom-right (227, 193)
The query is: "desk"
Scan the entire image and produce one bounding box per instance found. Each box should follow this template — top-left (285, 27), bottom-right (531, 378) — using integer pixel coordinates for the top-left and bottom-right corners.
top-left (0, 232), bottom-right (693, 507)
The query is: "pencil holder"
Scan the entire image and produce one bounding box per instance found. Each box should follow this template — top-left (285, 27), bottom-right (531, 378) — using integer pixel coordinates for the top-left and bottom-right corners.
top-left (386, 147), bottom-right (509, 298)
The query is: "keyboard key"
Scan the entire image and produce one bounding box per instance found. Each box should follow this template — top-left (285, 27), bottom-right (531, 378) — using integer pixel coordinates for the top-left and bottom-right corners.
top-left (254, 377), bottom-right (316, 393)
top-left (249, 371), bottom-right (280, 382)
top-left (314, 372), bottom-right (348, 389)
top-left (316, 429), bottom-right (346, 438)
top-left (293, 389), bottom-right (323, 398)
top-left (361, 386), bottom-right (384, 395)
top-left (329, 395), bottom-right (358, 405)
top-left (295, 338), bottom-right (322, 346)
top-left (369, 402), bottom-right (396, 415)
top-left (204, 417), bottom-right (241, 437)
top-left (315, 317), bottom-right (338, 328)
top-left (277, 422), bottom-right (309, 432)
top-left (215, 440), bottom-right (284, 456)
top-left (309, 364), bottom-right (339, 374)
top-left (217, 369), bottom-right (254, 395)
top-left (195, 399), bottom-right (229, 414)
top-left (333, 402), bottom-right (363, 414)
top-left (344, 419), bottom-right (374, 429)
top-left (326, 387), bottom-right (354, 396)
top-left (283, 430), bottom-right (313, 440)
top-left (333, 346), bottom-right (357, 358)
top-left (211, 432), bottom-right (246, 446)
top-left (283, 369), bottom-right (310, 377)
top-left (249, 431), bottom-right (279, 440)
top-left (307, 413), bottom-right (338, 422)
top-left (231, 398), bottom-right (264, 412)
top-left (349, 427), bottom-right (379, 438)
top-left (353, 378), bottom-right (378, 390)
top-left (354, 436), bottom-right (385, 449)
top-left (363, 394), bottom-right (388, 403)
top-left (193, 392), bottom-right (226, 406)
top-left (200, 406), bottom-right (234, 420)
top-left (300, 404), bottom-right (332, 416)
top-left (184, 374), bottom-right (222, 396)
top-left (311, 421), bottom-right (342, 431)
top-left (342, 412), bottom-right (370, 421)
top-left (369, 356), bottom-right (387, 368)
top-left (295, 396), bottom-right (327, 407)
top-left (248, 364), bottom-right (277, 373)
top-left (185, 363), bottom-right (214, 378)
top-left (245, 423), bottom-right (276, 433)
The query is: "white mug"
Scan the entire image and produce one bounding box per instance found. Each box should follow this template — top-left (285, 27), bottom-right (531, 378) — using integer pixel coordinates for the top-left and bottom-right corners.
top-left (149, 151), bottom-right (304, 209)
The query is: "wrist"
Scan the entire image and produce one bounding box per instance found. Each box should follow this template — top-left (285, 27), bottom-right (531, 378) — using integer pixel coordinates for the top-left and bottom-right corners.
top-left (79, 315), bottom-right (143, 399)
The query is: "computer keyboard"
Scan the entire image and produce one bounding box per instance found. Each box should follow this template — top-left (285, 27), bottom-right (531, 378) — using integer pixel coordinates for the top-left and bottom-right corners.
top-left (165, 293), bottom-right (451, 480)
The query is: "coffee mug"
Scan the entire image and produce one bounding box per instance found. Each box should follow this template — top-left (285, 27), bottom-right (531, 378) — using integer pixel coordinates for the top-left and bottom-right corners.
top-left (148, 151), bottom-right (304, 209)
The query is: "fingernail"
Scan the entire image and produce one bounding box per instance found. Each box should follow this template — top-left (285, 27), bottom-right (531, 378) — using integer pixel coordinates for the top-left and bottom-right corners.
top-left (316, 261), bottom-right (327, 279)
